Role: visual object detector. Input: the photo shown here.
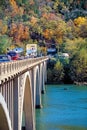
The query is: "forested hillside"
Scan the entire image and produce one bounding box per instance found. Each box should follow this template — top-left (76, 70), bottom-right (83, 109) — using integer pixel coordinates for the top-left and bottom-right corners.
top-left (0, 0), bottom-right (87, 52)
top-left (0, 0), bottom-right (87, 83)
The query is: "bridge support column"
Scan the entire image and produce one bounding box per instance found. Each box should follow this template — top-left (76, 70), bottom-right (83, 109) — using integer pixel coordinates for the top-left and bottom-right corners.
top-left (44, 61), bottom-right (47, 84)
top-left (35, 66), bottom-right (42, 109)
top-left (29, 69), bottom-right (36, 130)
top-left (41, 70), bottom-right (45, 94)
top-left (13, 76), bottom-right (19, 130)
top-left (41, 62), bottom-right (46, 94)
top-left (30, 69), bottom-right (36, 109)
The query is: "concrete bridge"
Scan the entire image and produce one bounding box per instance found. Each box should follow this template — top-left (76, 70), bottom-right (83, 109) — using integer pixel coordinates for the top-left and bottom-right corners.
top-left (0, 56), bottom-right (49, 130)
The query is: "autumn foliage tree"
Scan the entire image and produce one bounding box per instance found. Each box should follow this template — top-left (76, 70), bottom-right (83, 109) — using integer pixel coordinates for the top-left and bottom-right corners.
top-left (10, 23), bottom-right (29, 43)
top-left (9, 0), bottom-right (19, 16)
top-left (74, 17), bottom-right (87, 38)
top-left (0, 20), bottom-right (8, 34)
top-left (74, 17), bottom-right (87, 26)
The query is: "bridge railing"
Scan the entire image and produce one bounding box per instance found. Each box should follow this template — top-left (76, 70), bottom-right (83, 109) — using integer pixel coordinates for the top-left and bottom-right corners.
top-left (0, 56), bottom-right (49, 83)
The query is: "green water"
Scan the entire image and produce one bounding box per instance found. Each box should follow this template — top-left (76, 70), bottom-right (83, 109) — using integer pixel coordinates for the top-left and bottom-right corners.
top-left (36, 85), bottom-right (87, 130)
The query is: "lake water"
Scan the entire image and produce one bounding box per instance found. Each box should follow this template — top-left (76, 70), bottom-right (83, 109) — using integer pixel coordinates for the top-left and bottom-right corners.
top-left (36, 85), bottom-right (87, 130)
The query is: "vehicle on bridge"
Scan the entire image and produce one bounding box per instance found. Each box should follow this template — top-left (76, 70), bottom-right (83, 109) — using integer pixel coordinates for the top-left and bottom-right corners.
top-left (0, 54), bottom-right (11, 62)
top-left (7, 51), bottom-right (19, 60)
top-left (26, 44), bottom-right (37, 57)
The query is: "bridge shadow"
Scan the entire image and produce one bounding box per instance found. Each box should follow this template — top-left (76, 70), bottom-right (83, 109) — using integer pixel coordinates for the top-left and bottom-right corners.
top-left (22, 126), bottom-right (26, 130)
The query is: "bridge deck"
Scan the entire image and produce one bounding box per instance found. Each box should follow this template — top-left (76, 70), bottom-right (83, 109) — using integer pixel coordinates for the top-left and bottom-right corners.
top-left (0, 56), bottom-right (48, 84)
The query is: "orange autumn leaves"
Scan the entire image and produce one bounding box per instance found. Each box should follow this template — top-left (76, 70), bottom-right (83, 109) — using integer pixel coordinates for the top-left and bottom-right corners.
top-left (10, 23), bottom-right (29, 42)
top-left (9, 0), bottom-right (19, 15)
top-left (9, 0), bottom-right (24, 16)
top-left (30, 16), bottom-right (37, 25)
top-left (43, 16), bottom-right (87, 43)
top-left (43, 29), bottom-right (53, 40)
top-left (42, 13), bottom-right (57, 20)
top-left (43, 21), bottom-right (66, 44)
top-left (43, 28), bottom-right (65, 44)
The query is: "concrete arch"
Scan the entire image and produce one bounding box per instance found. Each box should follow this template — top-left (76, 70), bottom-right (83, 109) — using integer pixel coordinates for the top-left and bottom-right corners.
top-left (0, 93), bottom-right (12, 130)
top-left (21, 72), bottom-right (34, 130)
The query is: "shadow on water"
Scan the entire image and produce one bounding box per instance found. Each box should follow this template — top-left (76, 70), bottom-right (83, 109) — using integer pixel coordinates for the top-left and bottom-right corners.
top-left (22, 127), bottom-right (25, 130)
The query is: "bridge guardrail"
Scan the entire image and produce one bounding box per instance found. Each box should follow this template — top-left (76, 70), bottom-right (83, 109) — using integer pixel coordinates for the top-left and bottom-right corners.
top-left (0, 56), bottom-right (49, 84)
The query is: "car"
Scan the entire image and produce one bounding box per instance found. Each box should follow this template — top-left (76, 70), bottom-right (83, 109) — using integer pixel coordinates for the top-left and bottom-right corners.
top-left (7, 51), bottom-right (19, 60)
top-left (0, 54), bottom-right (11, 63)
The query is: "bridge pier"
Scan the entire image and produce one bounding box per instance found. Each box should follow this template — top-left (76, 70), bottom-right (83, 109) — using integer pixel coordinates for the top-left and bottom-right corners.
top-left (35, 66), bottom-right (42, 109)
top-left (41, 62), bottom-right (47, 94)
top-left (41, 68), bottom-right (45, 94)
top-left (13, 76), bottom-right (19, 130)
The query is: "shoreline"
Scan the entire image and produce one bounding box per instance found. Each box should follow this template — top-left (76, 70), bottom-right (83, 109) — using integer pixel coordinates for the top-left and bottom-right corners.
top-left (74, 81), bottom-right (87, 86)
top-left (45, 81), bottom-right (87, 86)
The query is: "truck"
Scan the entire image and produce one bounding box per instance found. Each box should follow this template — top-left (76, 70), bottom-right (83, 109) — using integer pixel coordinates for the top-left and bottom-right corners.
top-left (26, 44), bottom-right (37, 57)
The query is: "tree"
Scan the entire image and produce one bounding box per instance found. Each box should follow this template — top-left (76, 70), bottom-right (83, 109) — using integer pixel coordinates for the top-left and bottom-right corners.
top-left (74, 17), bottom-right (87, 38)
top-left (69, 48), bottom-right (87, 82)
top-left (53, 60), bottom-right (64, 83)
top-left (65, 38), bottom-right (86, 55)
top-left (47, 68), bottom-right (54, 83)
top-left (10, 22), bottom-right (29, 43)
top-left (0, 35), bottom-right (12, 54)
top-left (67, 38), bottom-right (87, 82)
top-left (74, 17), bottom-right (87, 26)
top-left (0, 20), bottom-right (8, 34)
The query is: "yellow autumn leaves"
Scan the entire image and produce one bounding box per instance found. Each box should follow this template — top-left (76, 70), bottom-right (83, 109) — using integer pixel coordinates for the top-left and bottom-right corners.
top-left (74, 17), bottom-right (87, 26)
top-left (0, 20), bottom-right (8, 34)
